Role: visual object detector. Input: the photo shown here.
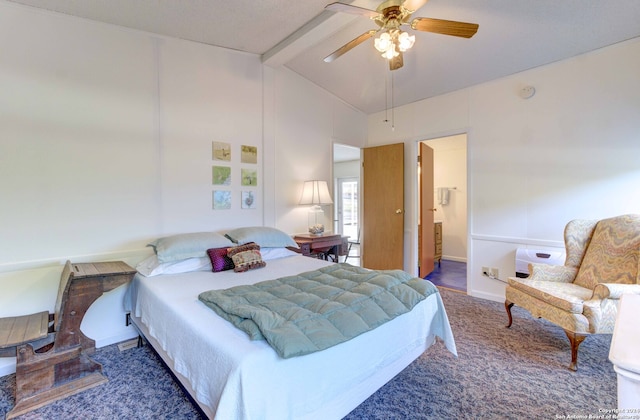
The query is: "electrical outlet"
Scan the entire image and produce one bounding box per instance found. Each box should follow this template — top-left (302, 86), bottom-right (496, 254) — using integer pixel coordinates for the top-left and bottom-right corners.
top-left (490, 268), bottom-right (499, 279)
top-left (482, 266), bottom-right (490, 276)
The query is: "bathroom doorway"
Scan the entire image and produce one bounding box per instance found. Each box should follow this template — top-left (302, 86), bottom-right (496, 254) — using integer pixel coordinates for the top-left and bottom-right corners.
top-left (418, 134), bottom-right (468, 291)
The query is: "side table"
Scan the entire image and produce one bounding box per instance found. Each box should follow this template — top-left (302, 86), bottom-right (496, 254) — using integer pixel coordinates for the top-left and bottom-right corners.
top-left (3, 260), bottom-right (136, 419)
top-left (68, 261), bottom-right (137, 353)
top-left (293, 233), bottom-right (348, 262)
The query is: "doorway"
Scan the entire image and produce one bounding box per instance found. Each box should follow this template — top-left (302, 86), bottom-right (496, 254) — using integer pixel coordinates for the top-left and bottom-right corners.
top-left (418, 134), bottom-right (468, 291)
top-left (336, 178), bottom-right (358, 241)
top-left (333, 143), bottom-right (361, 264)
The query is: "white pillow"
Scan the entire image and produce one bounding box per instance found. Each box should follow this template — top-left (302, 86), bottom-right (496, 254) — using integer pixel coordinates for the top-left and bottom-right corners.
top-left (136, 255), bottom-right (212, 277)
top-left (260, 247), bottom-right (300, 261)
top-left (224, 226), bottom-right (298, 248)
top-left (148, 232), bottom-right (234, 263)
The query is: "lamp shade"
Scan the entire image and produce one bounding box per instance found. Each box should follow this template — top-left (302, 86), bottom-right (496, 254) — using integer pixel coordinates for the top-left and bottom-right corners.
top-left (299, 180), bottom-right (333, 205)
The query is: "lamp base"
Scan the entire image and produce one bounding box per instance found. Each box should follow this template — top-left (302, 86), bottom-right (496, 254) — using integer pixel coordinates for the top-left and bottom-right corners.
top-left (308, 205), bottom-right (325, 235)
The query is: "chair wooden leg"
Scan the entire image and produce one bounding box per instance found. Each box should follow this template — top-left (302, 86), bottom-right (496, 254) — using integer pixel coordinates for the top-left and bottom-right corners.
top-left (563, 330), bottom-right (587, 372)
top-left (505, 300), bottom-right (514, 328)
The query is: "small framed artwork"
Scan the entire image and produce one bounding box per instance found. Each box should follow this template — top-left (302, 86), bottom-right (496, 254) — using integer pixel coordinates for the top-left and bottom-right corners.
top-left (212, 166), bottom-right (231, 185)
top-left (213, 190), bottom-right (231, 210)
top-left (212, 141), bottom-right (231, 161)
top-left (241, 168), bottom-right (257, 186)
top-left (241, 145), bottom-right (258, 164)
top-left (241, 191), bottom-right (256, 209)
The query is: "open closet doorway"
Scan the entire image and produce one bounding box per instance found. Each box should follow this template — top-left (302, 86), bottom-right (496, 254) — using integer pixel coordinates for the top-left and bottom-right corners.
top-left (333, 143), bottom-right (361, 264)
top-left (418, 134), bottom-right (468, 292)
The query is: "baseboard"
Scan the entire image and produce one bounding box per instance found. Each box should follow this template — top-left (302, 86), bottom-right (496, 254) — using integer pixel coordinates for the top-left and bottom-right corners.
top-left (441, 256), bottom-right (467, 263)
top-left (95, 328), bottom-right (139, 349)
top-left (468, 289), bottom-right (504, 303)
top-left (0, 357), bottom-right (15, 377)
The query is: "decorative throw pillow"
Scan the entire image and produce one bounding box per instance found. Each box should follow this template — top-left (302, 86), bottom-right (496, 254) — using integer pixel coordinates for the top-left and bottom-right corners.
top-left (206, 247), bottom-right (235, 272)
top-left (227, 242), bottom-right (266, 272)
top-left (226, 242), bottom-right (260, 256)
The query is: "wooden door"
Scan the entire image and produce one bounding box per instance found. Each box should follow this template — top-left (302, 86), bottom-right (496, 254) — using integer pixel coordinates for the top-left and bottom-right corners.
top-left (362, 143), bottom-right (404, 269)
top-left (419, 142), bottom-right (435, 278)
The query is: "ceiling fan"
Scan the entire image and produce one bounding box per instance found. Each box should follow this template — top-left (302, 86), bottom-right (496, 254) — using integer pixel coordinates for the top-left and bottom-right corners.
top-left (323, 0), bottom-right (479, 70)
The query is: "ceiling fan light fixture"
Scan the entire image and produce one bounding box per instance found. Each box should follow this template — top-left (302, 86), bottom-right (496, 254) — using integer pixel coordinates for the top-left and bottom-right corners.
top-left (374, 32), bottom-right (392, 53)
top-left (375, 29), bottom-right (414, 60)
top-left (325, 1), bottom-right (478, 71)
top-left (397, 31), bottom-right (415, 52)
top-left (381, 42), bottom-right (399, 59)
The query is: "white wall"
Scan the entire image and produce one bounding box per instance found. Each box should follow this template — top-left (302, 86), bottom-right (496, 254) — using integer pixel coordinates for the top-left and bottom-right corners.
top-left (265, 67), bottom-right (367, 234)
top-left (368, 37), bottom-right (640, 301)
top-left (334, 160), bottom-right (360, 180)
top-left (0, 2), bottom-right (367, 375)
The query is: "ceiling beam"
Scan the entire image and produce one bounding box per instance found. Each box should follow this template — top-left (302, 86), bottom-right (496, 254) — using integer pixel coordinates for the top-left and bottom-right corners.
top-left (262, 10), bottom-right (358, 68)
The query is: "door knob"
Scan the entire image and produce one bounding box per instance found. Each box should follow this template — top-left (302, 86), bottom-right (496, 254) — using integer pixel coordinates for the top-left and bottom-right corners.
top-left (428, 208), bottom-right (437, 212)
top-left (395, 209), bottom-right (403, 214)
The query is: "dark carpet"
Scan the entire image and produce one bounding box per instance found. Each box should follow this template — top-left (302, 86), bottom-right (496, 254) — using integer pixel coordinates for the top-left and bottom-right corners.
top-left (1, 288), bottom-right (617, 419)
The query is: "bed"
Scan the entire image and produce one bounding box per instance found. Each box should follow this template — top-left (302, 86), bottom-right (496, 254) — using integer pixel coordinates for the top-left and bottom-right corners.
top-left (126, 228), bottom-right (457, 419)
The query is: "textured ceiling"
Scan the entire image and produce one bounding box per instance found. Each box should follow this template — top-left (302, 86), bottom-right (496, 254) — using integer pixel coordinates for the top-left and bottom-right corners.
top-left (7, 0), bottom-right (640, 114)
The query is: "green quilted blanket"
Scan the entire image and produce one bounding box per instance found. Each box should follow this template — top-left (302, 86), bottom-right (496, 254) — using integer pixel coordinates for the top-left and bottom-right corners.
top-left (198, 263), bottom-right (438, 358)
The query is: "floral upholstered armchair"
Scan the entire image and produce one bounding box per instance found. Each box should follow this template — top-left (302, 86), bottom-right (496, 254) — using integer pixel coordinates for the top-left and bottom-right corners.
top-left (505, 214), bottom-right (640, 370)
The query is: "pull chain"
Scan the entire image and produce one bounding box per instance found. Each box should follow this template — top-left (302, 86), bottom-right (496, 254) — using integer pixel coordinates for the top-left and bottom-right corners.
top-left (391, 71), bottom-right (395, 131)
top-left (384, 68), bottom-right (389, 124)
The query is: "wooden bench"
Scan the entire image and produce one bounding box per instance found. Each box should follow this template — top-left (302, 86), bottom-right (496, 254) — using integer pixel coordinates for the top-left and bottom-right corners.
top-left (0, 260), bottom-right (136, 419)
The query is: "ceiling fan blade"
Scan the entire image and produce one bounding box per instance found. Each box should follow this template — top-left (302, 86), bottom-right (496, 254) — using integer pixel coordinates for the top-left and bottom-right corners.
top-left (325, 2), bottom-right (380, 18)
top-left (389, 51), bottom-right (404, 71)
top-left (324, 30), bottom-right (377, 63)
top-left (410, 17), bottom-right (478, 38)
top-left (402, 0), bottom-right (429, 13)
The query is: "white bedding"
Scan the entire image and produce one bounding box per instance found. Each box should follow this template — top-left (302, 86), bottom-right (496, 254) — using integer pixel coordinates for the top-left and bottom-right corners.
top-left (127, 255), bottom-right (456, 419)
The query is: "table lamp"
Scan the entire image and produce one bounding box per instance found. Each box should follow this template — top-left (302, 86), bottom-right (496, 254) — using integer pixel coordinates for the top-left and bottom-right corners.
top-left (299, 180), bottom-right (333, 235)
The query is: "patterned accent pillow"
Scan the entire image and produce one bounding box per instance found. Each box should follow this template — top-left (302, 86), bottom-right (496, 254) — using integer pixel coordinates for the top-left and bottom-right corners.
top-left (227, 242), bottom-right (266, 272)
top-left (206, 247), bottom-right (235, 272)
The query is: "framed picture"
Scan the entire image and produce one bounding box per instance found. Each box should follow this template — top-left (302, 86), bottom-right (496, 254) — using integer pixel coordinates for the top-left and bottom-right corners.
top-left (212, 166), bottom-right (231, 185)
top-left (212, 141), bottom-right (231, 161)
top-left (213, 190), bottom-right (231, 210)
top-left (241, 191), bottom-right (256, 209)
top-left (241, 145), bottom-right (258, 164)
top-left (241, 168), bottom-right (257, 186)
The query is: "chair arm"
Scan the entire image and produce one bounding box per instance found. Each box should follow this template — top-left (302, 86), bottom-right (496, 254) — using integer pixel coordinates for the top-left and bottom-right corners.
top-left (591, 283), bottom-right (640, 300)
top-left (528, 263), bottom-right (578, 283)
